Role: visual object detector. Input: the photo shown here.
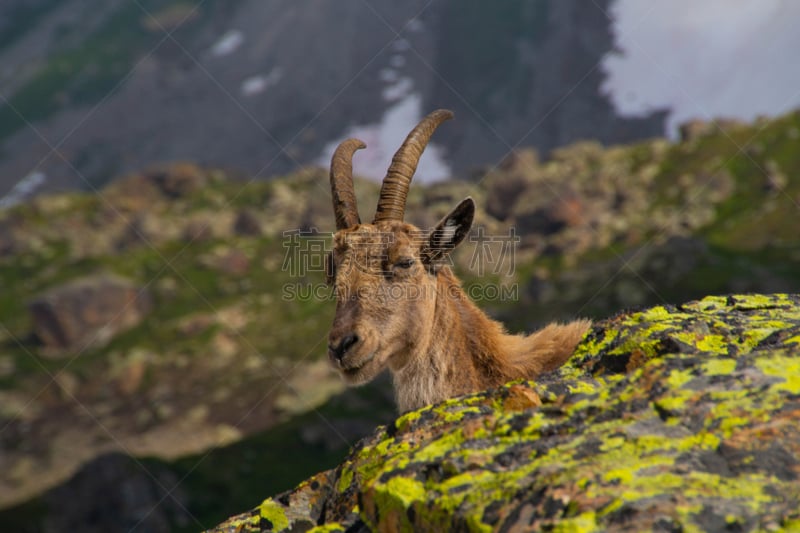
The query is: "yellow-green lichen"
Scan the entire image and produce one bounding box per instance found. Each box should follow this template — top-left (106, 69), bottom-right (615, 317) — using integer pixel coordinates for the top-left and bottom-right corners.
top-left (572, 328), bottom-right (618, 359)
top-left (367, 477), bottom-right (440, 533)
top-left (567, 380), bottom-right (599, 395)
top-left (781, 518), bottom-right (800, 530)
top-left (356, 435), bottom-right (416, 481)
top-left (602, 467), bottom-right (634, 484)
top-left (705, 388), bottom-right (776, 438)
top-left (666, 368), bottom-right (695, 388)
top-left (438, 469), bottom-right (496, 494)
top-left (730, 293), bottom-right (794, 310)
top-left (653, 388), bottom-right (696, 414)
top-left (552, 511), bottom-right (599, 533)
top-left (308, 524), bottom-right (347, 533)
top-left (675, 432), bottom-right (721, 452)
top-left (258, 499), bottom-right (289, 531)
top-left (682, 472), bottom-right (775, 508)
top-left (608, 337), bottom-right (663, 360)
top-left (337, 463), bottom-right (354, 493)
top-left (671, 331), bottom-right (726, 354)
top-left (718, 415), bottom-right (751, 435)
top-left (701, 358), bottom-right (737, 376)
top-left (637, 305), bottom-right (674, 321)
top-left (691, 295), bottom-right (729, 311)
top-left (694, 334), bottom-right (730, 354)
top-left (742, 327), bottom-right (783, 348)
top-left (381, 476), bottom-right (427, 508)
top-left (755, 354), bottom-right (800, 394)
top-left (394, 409), bottom-right (422, 432)
top-left (413, 429), bottom-right (469, 463)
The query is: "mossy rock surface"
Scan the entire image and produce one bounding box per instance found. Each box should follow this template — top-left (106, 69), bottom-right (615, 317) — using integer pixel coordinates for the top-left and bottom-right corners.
top-left (195, 294), bottom-right (800, 531)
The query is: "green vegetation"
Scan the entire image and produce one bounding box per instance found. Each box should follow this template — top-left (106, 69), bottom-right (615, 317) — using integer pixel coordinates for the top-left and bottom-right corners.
top-left (0, 0), bottom-right (224, 142)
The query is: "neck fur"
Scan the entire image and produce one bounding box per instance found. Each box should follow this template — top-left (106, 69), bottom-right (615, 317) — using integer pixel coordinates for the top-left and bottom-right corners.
top-left (392, 269), bottom-right (510, 411)
top-left (392, 268), bottom-right (591, 413)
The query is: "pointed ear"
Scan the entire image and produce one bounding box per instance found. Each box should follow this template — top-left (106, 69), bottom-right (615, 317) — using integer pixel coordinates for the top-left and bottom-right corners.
top-left (421, 197), bottom-right (475, 267)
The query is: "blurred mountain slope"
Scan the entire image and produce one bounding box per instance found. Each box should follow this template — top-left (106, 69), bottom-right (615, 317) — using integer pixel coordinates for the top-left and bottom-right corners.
top-left (0, 0), bottom-right (664, 198)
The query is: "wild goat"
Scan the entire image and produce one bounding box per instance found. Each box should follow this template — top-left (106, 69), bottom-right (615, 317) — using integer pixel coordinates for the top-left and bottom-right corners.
top-left (325, 109), bottom-right (591, 412)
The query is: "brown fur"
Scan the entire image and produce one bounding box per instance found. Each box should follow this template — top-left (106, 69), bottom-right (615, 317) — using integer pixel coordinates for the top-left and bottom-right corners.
top-left (327, 220), bottom-right (592, 413)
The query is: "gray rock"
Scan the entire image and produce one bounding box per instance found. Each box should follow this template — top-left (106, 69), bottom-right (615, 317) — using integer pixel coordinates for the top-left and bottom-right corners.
top-left (29, 273), bottom-right (152, 356)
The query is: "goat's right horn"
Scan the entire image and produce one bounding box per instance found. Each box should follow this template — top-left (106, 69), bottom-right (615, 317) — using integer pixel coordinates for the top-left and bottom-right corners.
top-left (330, 138), bottom-right (366, 230)
top-left (373, 109), bottom-right (453, 223)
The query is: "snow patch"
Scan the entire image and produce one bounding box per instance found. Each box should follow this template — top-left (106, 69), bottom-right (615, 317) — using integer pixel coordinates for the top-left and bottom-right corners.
top-left (240, 67), bottom-right (284, 97)
top-left (406, 18), bottom-right (424, 32)
top-left (317, 93), bottom-right (451, 184)
top-left (603, 0), bottom-right (800, 136)
top-left (210, 30), bottom-right (244, 57)
top-left (379, 68), bottom-right (399, 83)
top-left (382, 77), bottom-right (413, 102)
top-left (0, 171), bottom-right (47, 208)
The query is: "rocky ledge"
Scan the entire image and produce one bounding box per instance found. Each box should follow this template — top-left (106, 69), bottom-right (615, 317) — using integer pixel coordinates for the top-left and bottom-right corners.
top-left (208, 293), bottom-right (800, 532)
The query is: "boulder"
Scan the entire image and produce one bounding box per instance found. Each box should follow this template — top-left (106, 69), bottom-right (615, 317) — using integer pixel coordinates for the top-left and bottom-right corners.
top-left (29, 274), bottom-right (153, 356)
top-left (145, 162), bottom-right (210, 199)
top-left (208, 293), bottom-right (800, 532)
top-left (678, 119), bottom-right (716, 142)
top-left (233, 209), bottom-right (264, 237)
top-left (482, 149), bottom-right (541, 222)
top-left (678, 118), bottom-right (747, 142)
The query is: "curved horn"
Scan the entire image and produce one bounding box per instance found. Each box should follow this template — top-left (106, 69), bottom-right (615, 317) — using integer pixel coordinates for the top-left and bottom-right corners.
top-left (330, 138), bottom-right (366, 230)
top-left (373, 109), bottom-right (453, 223)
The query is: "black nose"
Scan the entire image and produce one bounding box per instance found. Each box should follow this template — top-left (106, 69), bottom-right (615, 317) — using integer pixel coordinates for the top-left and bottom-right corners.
top-left (329, 333), bottom-right (359, 361)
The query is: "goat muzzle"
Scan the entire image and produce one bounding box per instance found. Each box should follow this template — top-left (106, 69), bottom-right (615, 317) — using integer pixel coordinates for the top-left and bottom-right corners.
top-left (328, 332), bottom-right (359, 363)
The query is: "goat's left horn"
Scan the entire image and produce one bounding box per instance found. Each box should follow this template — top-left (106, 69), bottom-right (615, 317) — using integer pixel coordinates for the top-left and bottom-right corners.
top-left (373, 109), bottom-right (453, 223)
top-left (330, 138), bottom-right (366, 230)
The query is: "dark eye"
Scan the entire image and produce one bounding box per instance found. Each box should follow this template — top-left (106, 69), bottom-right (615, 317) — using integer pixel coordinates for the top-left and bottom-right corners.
top-left (395, 258), bottom-right (415, 269)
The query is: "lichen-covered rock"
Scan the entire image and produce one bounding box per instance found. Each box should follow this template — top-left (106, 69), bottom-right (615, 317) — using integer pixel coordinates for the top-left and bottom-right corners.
top-left (208, 293), bottom-right (800, 532)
